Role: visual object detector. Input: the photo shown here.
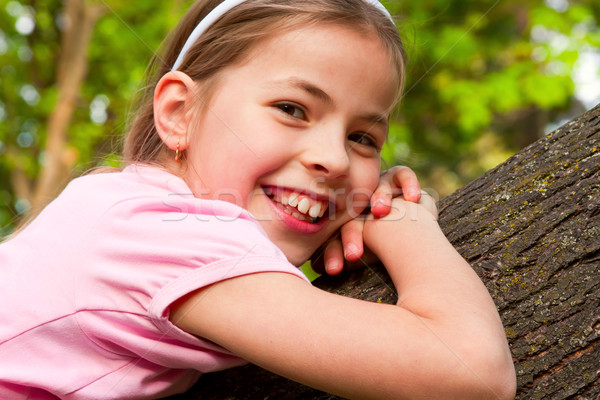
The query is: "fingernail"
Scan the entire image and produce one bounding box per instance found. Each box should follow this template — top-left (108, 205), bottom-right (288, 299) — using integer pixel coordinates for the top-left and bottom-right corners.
top-left (325, 262), bottom-right (338, 275)
top-left (371, 199), bottom-right (385, 211)
top-left (407, 189), bottom-right (420, 199)
top-left (344, 243), bottom-right (358, 258)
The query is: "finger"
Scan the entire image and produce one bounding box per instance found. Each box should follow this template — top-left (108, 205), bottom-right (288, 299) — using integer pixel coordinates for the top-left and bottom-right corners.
top-left (391, 165), bottom-right (421, 203)
top-left (322, 238), bottom-right (345, 276)
top-left (369, 179), bottom-right (393, 218)
top-left (371, 166), bottom-right (421, 217)
top-left (309, 238), bottom-right (343, 276)
top-left (340, 219), bottom-right (364, 262)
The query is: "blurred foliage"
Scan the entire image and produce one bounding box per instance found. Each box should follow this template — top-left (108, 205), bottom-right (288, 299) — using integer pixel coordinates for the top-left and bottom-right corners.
top-left (0, 0), bottom-right (186, 235)
top-left (383, 0), bottom-right (600, 197)
top-left (0, 0), bottom-right (599, 235)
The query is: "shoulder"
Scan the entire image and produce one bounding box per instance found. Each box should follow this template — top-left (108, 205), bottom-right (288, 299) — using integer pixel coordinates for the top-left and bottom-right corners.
top-left (72, 165), bottom-right (289, 265)
top-left (65, 164), bottom-right (187, 199)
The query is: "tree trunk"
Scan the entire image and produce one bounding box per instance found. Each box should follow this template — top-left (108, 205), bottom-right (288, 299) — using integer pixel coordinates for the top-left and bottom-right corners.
top-left (29, 0), bottom-right (104, 212)
top-left (168, 104), bottom-right (600, 400)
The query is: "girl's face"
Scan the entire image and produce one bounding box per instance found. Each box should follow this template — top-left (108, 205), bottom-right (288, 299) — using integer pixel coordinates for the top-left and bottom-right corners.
top-left (183, 24), bottom-right (399, 266)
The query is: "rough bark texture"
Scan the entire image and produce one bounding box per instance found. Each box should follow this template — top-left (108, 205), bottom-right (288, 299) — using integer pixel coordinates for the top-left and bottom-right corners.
top-left (167, 104), bottom-right (600, 400)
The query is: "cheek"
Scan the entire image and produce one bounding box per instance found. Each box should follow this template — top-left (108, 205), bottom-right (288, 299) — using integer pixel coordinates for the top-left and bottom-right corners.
top-left (355, 158), bottom-right (382, 191)
top-left (346, 160), bottom-right (381, 215)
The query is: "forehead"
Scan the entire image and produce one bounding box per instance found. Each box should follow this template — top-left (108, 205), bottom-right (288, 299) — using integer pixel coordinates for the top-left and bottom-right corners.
top-left (262, 22), bottom-right (397, 73)
top-left (233, 24), bottom-right (400, 109)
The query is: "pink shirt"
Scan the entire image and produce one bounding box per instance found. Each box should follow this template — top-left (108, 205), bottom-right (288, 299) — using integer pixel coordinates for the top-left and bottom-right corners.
top-left (0, 165), bottom-right (309, 399)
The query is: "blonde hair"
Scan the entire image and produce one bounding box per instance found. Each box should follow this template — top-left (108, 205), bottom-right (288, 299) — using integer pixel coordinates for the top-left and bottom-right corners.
top-left (123, 0), bottom-right (406, 165)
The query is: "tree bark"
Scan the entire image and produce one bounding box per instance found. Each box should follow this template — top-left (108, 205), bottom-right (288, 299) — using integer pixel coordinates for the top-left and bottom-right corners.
top-left (168, 104), bottom-right (600, 400)
top-left (30, 0), bottom-right (104, 211)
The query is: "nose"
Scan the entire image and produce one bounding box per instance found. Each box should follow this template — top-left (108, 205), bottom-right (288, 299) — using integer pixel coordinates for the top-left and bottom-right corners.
top-left (301, 128), bottom-right (350, 180)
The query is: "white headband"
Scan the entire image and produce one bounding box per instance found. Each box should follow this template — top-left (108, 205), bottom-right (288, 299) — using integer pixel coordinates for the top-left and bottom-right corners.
top-left (171, 0), bottom-right (394, 71)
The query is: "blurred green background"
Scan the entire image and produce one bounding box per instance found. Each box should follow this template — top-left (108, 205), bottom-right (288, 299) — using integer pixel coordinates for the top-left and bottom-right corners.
top-left (1, 0), bottom-right (599, 236)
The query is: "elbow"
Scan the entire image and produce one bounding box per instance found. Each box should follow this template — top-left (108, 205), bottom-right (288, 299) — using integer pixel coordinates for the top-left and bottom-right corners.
top-left (492, 359), bottom-right (517, 400)
top-left (459, 343), bottom-right (517, 400)
top-left (446, 359), bottom-right (516, 400)
top-left (389, 341), bottom-right (517, 400)
top-left (478, 363), bottom-right (516, 400)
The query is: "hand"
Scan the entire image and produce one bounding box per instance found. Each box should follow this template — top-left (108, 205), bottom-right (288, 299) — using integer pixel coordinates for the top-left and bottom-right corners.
top-left (310, 166), bottom-right (424, 276)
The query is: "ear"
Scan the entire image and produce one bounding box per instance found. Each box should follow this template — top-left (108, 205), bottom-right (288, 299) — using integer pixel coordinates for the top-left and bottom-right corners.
top-left (153, 71), bottom-right (198, 151)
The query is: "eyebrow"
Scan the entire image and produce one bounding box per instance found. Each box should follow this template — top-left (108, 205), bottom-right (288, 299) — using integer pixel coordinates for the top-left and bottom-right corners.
top-left (266, 77), bottom-right (334, 105)
top-left (266, 77), bottom-right (389, 127)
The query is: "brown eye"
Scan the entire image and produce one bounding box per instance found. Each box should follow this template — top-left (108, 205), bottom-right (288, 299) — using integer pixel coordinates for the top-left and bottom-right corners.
top-left (348, 132), bottom-right (379, 149)
top-left (275, 102), bottom-right (306, 120)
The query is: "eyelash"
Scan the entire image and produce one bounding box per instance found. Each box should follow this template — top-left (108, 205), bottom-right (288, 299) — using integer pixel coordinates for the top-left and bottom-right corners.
top-left (274, 102), bottom-right (307, 120)
top-left (348, 132), bottom-right (380, 150)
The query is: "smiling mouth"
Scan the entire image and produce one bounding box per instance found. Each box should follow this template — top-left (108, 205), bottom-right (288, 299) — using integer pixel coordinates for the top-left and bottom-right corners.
top-left (263, 187), bottom-right (330, 224)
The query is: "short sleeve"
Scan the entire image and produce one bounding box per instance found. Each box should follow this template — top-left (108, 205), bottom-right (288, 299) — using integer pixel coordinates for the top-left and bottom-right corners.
top-left (0, 165), bottom-right (312, 396)
top-left (69, 168), bottom-right (310, 371)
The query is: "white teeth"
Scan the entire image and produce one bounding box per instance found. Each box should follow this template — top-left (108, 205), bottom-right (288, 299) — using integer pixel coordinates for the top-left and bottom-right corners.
top-left (297, 197), bottom-right (310, 214)
top-left (288, 193), bottom-right (299, 207)
top-left (308, 202), bottom-right (322, 218)
top-left (266, 188), bottom-right (328, 221)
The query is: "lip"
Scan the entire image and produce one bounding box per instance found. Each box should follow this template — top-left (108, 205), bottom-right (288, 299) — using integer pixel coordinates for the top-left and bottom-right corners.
top-left (262, 186), bottom-right (332, 234)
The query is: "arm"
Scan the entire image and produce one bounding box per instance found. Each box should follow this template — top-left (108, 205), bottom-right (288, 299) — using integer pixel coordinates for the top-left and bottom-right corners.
top-left (170, 198), bottom-right (516, 400)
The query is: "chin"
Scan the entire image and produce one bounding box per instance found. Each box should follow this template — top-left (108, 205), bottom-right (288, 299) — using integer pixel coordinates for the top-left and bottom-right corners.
top-left (277, 243), bottom-right (316, 268)
top-left (286, 251), bottom-right (312, 268)
top-left (258, 223), bottom-right (325, 267)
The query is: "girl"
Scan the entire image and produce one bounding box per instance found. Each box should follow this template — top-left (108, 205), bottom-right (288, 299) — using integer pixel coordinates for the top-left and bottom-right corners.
top-left (0, 0), bottom-right (516, 399)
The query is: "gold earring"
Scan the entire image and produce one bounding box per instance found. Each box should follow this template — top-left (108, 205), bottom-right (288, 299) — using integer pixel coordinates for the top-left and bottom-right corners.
top-left (175, 140), bottom-right (181, 163)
